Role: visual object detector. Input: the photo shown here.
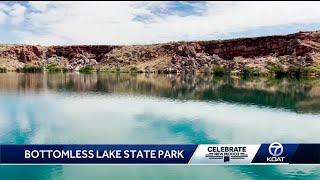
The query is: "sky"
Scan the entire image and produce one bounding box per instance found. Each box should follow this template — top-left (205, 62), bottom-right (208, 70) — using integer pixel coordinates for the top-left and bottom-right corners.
top-left (0, 1), bottom-right (320, 45)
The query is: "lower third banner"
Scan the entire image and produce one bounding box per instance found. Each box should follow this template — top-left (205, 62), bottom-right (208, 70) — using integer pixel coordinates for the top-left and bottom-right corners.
top-left (0, 143), bottom-right (320, 164)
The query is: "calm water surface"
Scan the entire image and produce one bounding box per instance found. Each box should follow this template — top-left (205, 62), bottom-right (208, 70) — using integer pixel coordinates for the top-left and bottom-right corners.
top-left (0, 72), bottom-right (320, 179)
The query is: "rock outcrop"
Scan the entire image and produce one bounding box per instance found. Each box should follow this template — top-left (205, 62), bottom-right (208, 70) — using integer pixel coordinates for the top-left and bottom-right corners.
top-left (0, 31), bottom-right (320, 74)
top-left (51, 45), bottom-right (119, 70)
top-left (0, 45), bottom-right (43, 63)
top-left (162, 31), bottom-right (320, 74)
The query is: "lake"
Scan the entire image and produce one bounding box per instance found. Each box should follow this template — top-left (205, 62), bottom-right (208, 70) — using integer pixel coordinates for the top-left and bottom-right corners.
top-left (0, 72), bottom-right (320, 179)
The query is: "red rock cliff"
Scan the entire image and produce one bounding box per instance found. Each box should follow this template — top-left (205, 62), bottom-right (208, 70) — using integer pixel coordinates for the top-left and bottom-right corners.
top-left (172, 31), bottom-right (320, 59)
top-left (0, 31), bottom-right (320, 74)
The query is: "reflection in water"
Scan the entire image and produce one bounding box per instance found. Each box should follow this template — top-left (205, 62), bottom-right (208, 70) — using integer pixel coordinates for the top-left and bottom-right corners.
top-left (0, 72), bottom-right (320, 113)
top-left (0, 72), bottom-right (320, 179)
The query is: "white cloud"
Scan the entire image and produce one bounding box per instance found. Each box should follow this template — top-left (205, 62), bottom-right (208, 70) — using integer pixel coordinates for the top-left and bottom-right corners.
top-left (4, 1), bottom-right (320, 45)
top-left (0, 3), bottom-right (9, 24)
top-left (8, 3), bottom-right (26, 25)
top-left (0, 2), bottom-right (26, 26)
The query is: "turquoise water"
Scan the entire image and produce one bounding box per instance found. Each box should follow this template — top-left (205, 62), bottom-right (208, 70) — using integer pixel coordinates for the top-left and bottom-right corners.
top-left (0, 72), bottom-right (320, 179)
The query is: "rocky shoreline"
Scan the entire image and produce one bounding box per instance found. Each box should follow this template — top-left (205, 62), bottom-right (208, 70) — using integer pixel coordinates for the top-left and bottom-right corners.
top-left (1, 31), bottom-right (320, 77)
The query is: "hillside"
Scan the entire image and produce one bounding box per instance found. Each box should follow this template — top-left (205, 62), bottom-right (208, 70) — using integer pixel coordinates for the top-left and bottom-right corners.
top-left (1, 31), bottom-right (320, 76)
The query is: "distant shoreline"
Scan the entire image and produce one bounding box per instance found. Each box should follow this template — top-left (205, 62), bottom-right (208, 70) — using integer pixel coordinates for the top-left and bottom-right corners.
top-left (1, 31), bottom-right (320, 77)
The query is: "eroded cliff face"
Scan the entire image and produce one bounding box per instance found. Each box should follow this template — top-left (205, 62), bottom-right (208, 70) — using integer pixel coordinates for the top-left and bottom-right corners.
top-left (0, 45), bottom-right (44, 63)
top-left (198, 31), bottom-right (320, 59)
top-left (0, 31), bottom-right (320, 74)
top-left (165, 31), bottom-right (320, 74)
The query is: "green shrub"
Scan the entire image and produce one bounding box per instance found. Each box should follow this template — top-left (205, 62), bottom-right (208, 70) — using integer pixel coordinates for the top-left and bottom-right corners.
top-left (0, 67), bottom-right (7, 73)
top-left (300, 67), bottom-right (312, 77)
top-left (212, 66), bottom-right (225, 76)
top-left (46, 63), bottom-right (57, 69)
top-left (287, 65), bottom-right (313, 78)
top-left (269, 64), bottom-right (287, 78)
top-left (230, 70), bottom-right (241, 76)
top-left (241, 66), bottom-right (254, 77)
top-left (129, 66), bottom-right (139, 73)
top-left (62, 68), bottom-right (69, 72)
top-left (241, 66), bottom-right (263, 77)
top-left (46, 64), bottom-right (69, 73)
top-left (79, 66), bottom-right (95, 73)
top-left (47, 64), bottom-right (60, 72)
top-left (288, 65), bottom-right (300, 77)
top-left (310, 63), bottom-right (320, 76)
top-left (115, 67), bottom-right (121, 72)
top-left (274, 70), bottom-right (287, 78)
top-left (16, 65), bottom-right (43, 73)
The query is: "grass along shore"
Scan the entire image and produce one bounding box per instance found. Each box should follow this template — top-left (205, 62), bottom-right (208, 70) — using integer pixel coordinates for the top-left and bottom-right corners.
top-left (1, 63), bottom-right (320, 79)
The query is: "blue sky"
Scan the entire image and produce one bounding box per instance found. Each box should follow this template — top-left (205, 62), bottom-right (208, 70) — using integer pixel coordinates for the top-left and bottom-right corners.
top-left (0, 1), bottom-right (319, 45)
